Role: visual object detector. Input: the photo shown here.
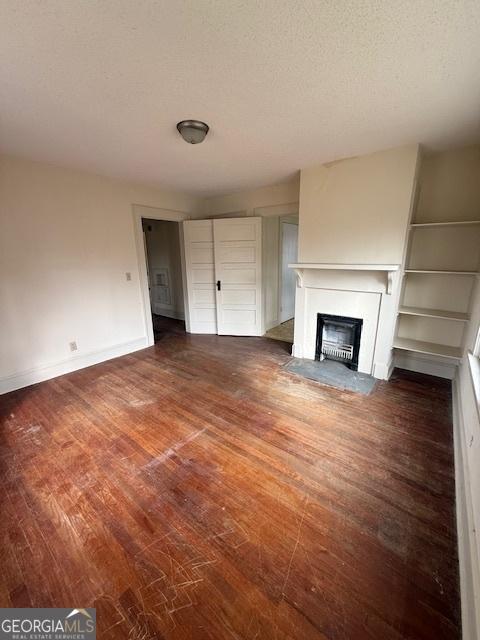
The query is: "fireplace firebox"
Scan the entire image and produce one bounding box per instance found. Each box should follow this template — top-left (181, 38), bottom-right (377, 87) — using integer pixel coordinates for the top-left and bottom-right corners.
top-left (315, 313), bottom-right (363, 371)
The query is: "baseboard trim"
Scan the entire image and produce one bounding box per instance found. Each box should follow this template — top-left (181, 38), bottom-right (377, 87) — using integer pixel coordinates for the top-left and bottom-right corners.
top-left (292, 343), bottom-right (304, 358)
top-left (387, 354), bottom-right (395, 379)
top-left (394, 351), bottom-right (457, 379)
top-left (0, 337), bottom-right (149, 395)
top-left (373, 355), bottom-right (394, 380)
top-left (452, 378), bottom-right (480, 640)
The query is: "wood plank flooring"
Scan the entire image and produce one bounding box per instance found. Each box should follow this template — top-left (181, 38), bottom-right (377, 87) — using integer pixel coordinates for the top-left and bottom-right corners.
top-left (0, 324), bottom-right (459, 639)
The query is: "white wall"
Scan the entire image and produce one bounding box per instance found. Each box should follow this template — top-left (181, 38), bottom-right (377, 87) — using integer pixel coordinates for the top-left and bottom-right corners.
top-left (298, 145), bottom-right (419, 264)
top-left (143, 219), bottom-right (184, 319)
top-left (0, 155), bottom-right (199, 393)
top-left (416, 146), bottom-right (480, 223)
top-left (201, 177), bottom-right (300, 218)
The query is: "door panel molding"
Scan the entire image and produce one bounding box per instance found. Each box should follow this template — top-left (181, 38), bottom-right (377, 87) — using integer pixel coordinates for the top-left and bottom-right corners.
top-left (183, 220), bottom-right (217, 334)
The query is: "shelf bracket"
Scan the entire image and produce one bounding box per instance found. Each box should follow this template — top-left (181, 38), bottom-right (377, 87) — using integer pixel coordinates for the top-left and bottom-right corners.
top-left (293, 268), bottom-right (304, 288)
top-left (386, 271), bottom-right (394, 295)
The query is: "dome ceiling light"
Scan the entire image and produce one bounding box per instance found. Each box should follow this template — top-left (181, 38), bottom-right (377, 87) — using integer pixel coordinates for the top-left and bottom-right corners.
top-left (176, 120), bottom-right (209, 144)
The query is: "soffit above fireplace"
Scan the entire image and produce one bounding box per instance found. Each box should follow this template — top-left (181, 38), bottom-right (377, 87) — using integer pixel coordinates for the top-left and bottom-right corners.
top-left (289, 263), bottom-right (399, 293)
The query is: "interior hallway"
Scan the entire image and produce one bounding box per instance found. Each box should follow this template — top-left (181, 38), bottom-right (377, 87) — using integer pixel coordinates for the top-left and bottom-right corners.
top-left (152, 314), bottom-right (186, 343)
top-left (0, 329), bottom-right (459, 639)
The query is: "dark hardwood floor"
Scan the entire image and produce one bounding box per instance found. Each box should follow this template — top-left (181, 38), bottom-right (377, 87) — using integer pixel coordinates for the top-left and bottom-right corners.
top-left (0, 322), bottom-right (459, 639)
top-left (152, 314), bottom-right (186, 343)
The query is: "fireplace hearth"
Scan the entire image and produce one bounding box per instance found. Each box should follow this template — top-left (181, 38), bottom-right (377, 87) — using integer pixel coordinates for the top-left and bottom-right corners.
top-left (315, 313), bottom-right (363, 371)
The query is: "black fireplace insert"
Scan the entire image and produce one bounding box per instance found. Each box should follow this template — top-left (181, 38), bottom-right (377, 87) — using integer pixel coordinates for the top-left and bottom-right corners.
top-left (315, 313), bottom-right (363, 371)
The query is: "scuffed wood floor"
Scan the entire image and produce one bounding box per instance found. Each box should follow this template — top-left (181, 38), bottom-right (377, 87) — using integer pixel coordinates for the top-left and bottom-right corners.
top-left (0, 323), bottom-right (459, 639)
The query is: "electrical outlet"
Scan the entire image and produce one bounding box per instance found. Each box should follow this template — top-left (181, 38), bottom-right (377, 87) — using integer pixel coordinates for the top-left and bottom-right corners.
top-left (69, 341), bottom-right (78, 352)
top-left (125, 272), bottom-right (132, 281)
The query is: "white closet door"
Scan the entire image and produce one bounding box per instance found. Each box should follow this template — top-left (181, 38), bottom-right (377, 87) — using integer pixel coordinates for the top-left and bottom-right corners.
top-left (183, 220), bottom-right (217, 334)
top-left (213, 217), bottom-right (263, 336)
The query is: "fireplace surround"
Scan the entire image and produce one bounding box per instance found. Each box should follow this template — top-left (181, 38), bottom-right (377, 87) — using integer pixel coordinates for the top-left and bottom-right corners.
top-left (290, 264), bottom-right (401, 378)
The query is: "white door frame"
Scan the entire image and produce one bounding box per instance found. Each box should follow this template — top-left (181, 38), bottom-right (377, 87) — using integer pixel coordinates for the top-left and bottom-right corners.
top-left (132, 204), bottom-right (191, 347)
top-left (277, 216), bottom-right (299, 324)
top-left (278, 220), bottom-right (299, 323)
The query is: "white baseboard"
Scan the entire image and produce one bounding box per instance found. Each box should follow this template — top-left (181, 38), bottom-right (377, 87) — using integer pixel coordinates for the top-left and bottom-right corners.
top-left (394, 351), bottom-right (457, 379)
top-left (387, 355), bottom-right (395, 379)
top-left (373, 355), bottom-right (394, 380)
top-left (0, 337), bottom-right (149, 395)
top-left (292, 343), bottom-right (304, 358)
top-left (452, 379), bottom-right (480, 640)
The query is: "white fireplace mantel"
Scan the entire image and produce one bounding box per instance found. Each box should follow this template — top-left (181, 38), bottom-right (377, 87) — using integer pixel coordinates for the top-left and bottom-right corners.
top-left (289, 263), bottom-right (399, 294)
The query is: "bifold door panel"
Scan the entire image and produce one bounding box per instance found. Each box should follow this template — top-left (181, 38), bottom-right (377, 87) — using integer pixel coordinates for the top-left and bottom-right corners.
top-left (183, 220), bottom-right (217, 333)
top-left (183, 217), bottom-right (262, 336)
top-left (213, 218), bottom-right (262, 336)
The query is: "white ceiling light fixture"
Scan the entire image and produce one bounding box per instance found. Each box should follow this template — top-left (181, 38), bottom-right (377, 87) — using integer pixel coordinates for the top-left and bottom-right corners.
top-left (176, 120), bottom-right (209, 144)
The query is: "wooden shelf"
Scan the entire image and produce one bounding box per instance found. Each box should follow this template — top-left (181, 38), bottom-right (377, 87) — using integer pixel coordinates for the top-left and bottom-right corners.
top-left (398, 306), bottom-right (469, 322)
top-left (410, 220), bottom-right (480, 228)
top-left (405, 269), bottom-right (478, 275)
top-left (393, 337), bottom-right (463, 361)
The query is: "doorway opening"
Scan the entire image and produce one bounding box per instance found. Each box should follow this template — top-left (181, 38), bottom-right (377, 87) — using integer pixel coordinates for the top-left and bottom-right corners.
top-left (263, 215), bottom-right (298, 347)
top-left (142, 218), bottom-right (186, 342)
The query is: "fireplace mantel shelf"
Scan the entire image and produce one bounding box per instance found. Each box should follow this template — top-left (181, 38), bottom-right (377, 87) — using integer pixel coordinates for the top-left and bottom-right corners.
top-left (289, 263), bottom-right (400, 294)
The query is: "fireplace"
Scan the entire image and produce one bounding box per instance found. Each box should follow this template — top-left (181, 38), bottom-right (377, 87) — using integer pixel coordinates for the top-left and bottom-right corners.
top-left (315, 313), bottom-right (363, 371)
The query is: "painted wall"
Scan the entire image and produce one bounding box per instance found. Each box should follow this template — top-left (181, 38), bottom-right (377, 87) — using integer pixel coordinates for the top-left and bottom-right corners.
top-left (298, 145), bottom-right (419, 264)
top-left (143, 219), bottom-right (184, 319)
top-left (416, 146), bottom-right (480, 223)
top-left (0, 155), bottom-right (199, 392)
top-left (201, 177), bottom-right (300, 218)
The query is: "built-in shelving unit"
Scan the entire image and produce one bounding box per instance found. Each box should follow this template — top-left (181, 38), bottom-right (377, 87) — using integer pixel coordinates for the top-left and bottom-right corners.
top-left (394, 212), bottom-right (480, 366)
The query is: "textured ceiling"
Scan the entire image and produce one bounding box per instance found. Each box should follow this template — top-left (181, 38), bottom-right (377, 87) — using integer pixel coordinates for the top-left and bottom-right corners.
top-left (1, 1), bottom-right (480, 196)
